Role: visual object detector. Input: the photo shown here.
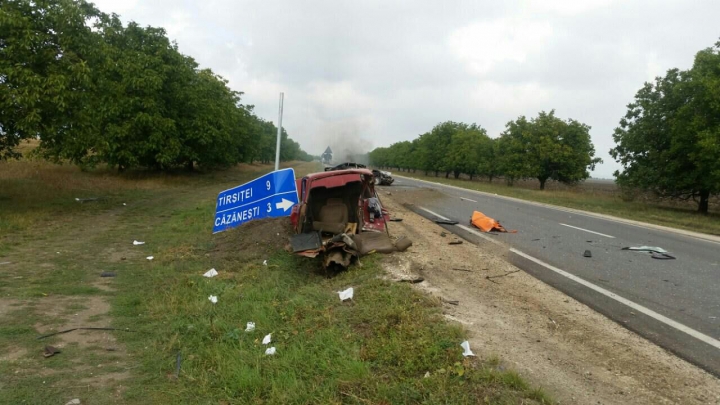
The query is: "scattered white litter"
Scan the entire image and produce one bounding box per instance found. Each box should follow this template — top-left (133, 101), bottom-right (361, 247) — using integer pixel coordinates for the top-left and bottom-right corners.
top-left (262, 333), bottom-right (272, 345)
top-left (123, 203), bottom-right (127, 206)
top-left (133, 240), bottom-right (145, 245)
top-left (424, 371), bottom-right (431, 378)
top-left (208, 295), bottom-right (218, 304)
top-left (203, 268), bottom-right (218, 278)
top-left (0, 261), bottom-right (11, 266)
top-left (460, 340), bottom-right (475, 357)
top-left (265, 347), bottom-right (276, 355)
top-left (75, 198), bottom-right (80, 201)
top-left (65, 399), bottom-right (81, 405)
top-left (245, 322), bottom-right (256, 332)
top-left (146, 256), bottom-right (154, 261)
top-left (338, 287), bottom-right (354, 301)
top-left (262, 260), bottom-right (267, 266)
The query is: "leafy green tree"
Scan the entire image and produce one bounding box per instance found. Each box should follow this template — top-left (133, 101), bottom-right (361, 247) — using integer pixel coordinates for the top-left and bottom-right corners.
top-left (0, 0), bottom-right (102, 160)
top-left (445, 124), bottom-right (489, 179)
top-left (610, 41), bottom-right (720, 213)
top-left (415, 121), bottom-right (461, 177)
top-left (1, 0), bottom-right (310, 171)
top-left (477, 137), bottom-right (499, 182)
top-left (499, 111), bottom-right (600, 189)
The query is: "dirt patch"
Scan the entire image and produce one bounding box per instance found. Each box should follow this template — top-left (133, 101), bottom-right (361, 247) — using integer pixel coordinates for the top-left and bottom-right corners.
top-left (101, 246), bottom-right (137, 263)
top-left (211, 217), bottom-right (293, 262)
top-left (380, 191), bottom-right (720, 405)
top-left (0, 298), bottom-right (23, 317)
top-left (1, 345), bottom-right (28, 362)
top-left (34, 296), bottom-right (114, 347)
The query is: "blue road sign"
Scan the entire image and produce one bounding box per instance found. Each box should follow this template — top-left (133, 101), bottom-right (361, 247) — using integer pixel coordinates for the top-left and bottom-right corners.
top-left (213, 168), bottom-right (298, 234)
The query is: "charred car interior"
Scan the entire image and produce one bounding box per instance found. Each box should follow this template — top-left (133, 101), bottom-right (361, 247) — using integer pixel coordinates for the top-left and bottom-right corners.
top-left (290, 169), bottom-right (410, 271)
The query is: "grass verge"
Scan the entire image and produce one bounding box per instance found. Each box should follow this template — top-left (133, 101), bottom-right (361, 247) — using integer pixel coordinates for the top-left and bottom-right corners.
top-left (0, 159), bottom-right (550, 404)
top-left (394, 172), bottom-right (720, 236)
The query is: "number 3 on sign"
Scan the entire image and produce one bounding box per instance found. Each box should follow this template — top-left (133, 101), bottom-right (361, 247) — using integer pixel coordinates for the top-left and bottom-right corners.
top-left (266, 180), bottom-right (271, 191)
top-left (267, 202), bottom-right (272, 213)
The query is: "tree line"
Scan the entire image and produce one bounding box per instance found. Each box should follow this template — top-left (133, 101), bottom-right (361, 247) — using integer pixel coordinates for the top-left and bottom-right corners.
top-left (370, 39), bottom-right (720, 213)
top-left (0, 0), bottom-right (312, 170)
top-left (610, 40), bottom-right (720, 214)
top-left (369, 111), bottom-right (601, 190)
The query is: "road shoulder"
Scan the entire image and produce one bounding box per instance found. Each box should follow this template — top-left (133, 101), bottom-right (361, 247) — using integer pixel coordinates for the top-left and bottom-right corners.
top-left (380, 189), bottom-right (720, 404)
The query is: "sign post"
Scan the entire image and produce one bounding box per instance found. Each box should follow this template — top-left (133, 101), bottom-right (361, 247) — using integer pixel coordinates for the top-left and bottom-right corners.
top-left (213, 168), bottom-right (298, 234)
top-left (274, 92), bottom-right (284, 171)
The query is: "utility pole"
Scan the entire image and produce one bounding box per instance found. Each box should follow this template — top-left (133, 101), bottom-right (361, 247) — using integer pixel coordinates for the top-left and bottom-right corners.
top-left (274, 92), bottom-right (284, 171)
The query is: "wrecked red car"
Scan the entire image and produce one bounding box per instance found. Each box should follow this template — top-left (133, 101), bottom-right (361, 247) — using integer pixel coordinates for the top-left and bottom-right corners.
top-left (289, 169), bottom-right (410, 270)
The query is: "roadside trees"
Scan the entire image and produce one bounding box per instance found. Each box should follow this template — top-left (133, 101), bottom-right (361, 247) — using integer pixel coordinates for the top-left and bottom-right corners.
top-left (446, 124), bottom-right (490, 180)
top-left (0, 0), bottom-right (103, 160)
top-left (499, 111), bottom-right (600, 190)
top-left (610, 41), bottom-right (720, 213)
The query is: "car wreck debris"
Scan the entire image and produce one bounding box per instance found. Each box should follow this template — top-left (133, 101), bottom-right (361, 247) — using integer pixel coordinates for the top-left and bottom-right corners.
top-left (651, 252), bottom-right (676, 260)
top-left (398, 276), bottom-right (424, 283)
top-left (583, 250), bottom-right (592, 258)
top-left (435, 219), bottom-right (459, 225)
top-left (289, 168), bottom-right (411, 270)
top-left (622, 246), bottom-right (667, 253)
top-left (622, 246), bottom-right (676, 260)
top-left (43, 345), bottom-right (61, 358)
top-left (485, 270), bottom-right (521, 283)
top-left (372, 169), bottom-right (394, 185)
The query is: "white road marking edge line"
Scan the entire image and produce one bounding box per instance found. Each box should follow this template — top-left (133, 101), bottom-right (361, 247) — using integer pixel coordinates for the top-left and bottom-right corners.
top-left (418, 207), bottom-right (502, 246)
top-left (457, 224), bottom-right (502, 246)
top-left (510, 248), bottom-right (720, 351)
top-left (559, 223), bottom-right (615, 239)
top-left (460, 197), bottom-right (478, 203)
top-left (417, 207), bottom-right (451, 221)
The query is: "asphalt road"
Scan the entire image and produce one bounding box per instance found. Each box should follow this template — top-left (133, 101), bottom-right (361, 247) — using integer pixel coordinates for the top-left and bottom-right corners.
top-left (391, 175), bottom-right (720, 376)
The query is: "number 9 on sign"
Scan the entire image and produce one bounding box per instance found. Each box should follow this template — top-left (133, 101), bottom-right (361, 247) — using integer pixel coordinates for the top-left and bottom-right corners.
top-left (266, 180), bottom-right (271, 191)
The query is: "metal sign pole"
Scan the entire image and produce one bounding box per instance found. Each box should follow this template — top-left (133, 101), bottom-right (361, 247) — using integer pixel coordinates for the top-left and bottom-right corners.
top-left (274, 92), bottom-right (284, 171)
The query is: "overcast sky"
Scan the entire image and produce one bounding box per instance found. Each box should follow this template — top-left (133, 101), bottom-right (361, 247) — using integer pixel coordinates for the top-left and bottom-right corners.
top-left (92, 0), bottom-right (719, 178)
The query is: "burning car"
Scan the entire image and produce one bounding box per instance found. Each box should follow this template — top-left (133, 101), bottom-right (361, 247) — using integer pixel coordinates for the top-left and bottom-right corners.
top-left (289, 168), bottom-right (410, 270)
top-left (323, 162), bottom-right (367, 171)
top-left (322, 162), bottom-right (395, 186)
top-left (371, 169), bottom-right (394, 186)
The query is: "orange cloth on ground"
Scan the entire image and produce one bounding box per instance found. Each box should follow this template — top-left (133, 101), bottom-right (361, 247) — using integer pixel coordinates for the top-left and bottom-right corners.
top-left (471, 211), bottom-right (511, 233)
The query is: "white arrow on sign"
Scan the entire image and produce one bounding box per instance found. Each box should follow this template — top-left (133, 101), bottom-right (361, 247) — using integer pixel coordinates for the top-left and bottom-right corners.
top-left (275, 198), bottom-right (294, 212)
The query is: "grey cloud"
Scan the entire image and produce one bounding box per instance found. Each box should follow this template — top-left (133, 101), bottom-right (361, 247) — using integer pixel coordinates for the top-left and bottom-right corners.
top-left (92, 0), bottom-right (720, 177)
